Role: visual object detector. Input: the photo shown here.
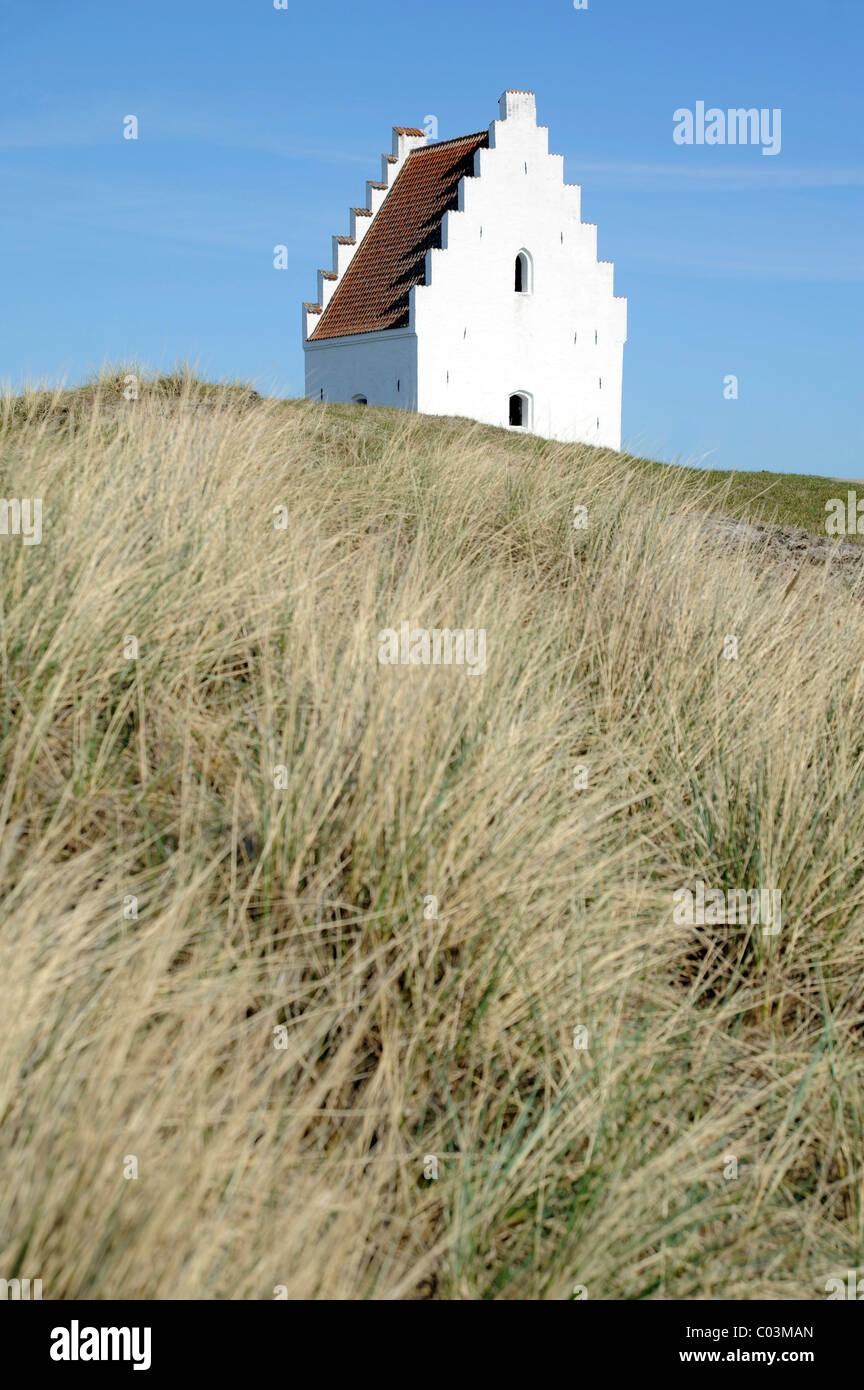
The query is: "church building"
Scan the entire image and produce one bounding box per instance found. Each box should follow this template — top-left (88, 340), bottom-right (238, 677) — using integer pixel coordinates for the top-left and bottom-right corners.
top-left (303, 91), bottom-right (626, 447)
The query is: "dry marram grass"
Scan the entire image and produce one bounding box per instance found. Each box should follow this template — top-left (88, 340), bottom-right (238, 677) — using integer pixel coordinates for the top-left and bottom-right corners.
top-left (1, 375), bottom-right (863, 1299)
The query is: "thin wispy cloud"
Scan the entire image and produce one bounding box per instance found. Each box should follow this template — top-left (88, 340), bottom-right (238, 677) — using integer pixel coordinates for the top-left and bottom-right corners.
top-left (0, 109), bottom-right (375, 165)
top-left (617, 243), bottom-right (864, 283)
top-left (569, 160), bottom-right (864, 192)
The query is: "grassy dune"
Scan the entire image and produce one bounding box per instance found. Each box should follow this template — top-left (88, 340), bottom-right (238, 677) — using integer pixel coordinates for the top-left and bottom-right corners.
top-left (1, 372), bottom-right (863, 1300)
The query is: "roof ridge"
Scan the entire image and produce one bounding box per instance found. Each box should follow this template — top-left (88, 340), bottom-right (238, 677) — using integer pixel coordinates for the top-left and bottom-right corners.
top-left (409, 129), bottom-right (487, 153)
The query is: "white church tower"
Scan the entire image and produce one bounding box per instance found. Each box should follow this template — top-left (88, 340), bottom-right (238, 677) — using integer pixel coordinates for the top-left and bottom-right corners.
top-left (303, 91), bottom-right (626, 448)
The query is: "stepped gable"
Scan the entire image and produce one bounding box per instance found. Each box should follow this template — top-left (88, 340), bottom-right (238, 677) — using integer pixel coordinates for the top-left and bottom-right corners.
top-left (310, 129), bottom-right (489, 340)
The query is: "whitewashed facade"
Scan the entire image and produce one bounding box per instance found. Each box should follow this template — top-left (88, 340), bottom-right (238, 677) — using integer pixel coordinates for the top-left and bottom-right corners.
top-left (303, 91), bottom-right (626, 449)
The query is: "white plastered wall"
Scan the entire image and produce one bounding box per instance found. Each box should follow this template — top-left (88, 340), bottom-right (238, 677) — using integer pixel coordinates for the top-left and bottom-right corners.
top-left (412, 91), bottom-right (626, 447)
top-left (304, 328), bottom-right (417, 408)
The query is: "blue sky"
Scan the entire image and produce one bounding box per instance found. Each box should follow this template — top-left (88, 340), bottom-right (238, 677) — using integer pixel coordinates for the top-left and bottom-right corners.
top-left (1, 0), bottom-right (861, 475)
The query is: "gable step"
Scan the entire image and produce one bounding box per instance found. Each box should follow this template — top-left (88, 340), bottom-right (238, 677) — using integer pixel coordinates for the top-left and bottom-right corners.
top-left (366, 179), bottom-right (390, 215)
top-left (349, 206), bottom-right (374, 243)
top-left (302, 299), bottom-right (322, 341)
top-left (331, 233), bottom-right (358, 276)
top-left (317, 268), bottom-right (339, 307)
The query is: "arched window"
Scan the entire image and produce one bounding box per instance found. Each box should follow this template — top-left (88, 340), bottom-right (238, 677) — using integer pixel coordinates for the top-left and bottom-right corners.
top-left (351, 394), bottom-right (367, 405)
top-left (508, 392), bottom-right (533, 430)
top-left (514, 250), bottom-right (532, 294)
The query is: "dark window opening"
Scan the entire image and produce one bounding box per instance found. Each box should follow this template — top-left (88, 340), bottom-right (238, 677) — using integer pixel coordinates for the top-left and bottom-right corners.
top-left (509, 394), bottom-right (524, 427)
top-left (515, 256), bottom-right (523, 292)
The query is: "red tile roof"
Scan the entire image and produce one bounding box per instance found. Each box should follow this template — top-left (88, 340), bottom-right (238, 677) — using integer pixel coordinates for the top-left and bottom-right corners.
top-left (393, 127), bottom-right (426, 136)
top-left (310, 130), bottom-right (489, 340)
